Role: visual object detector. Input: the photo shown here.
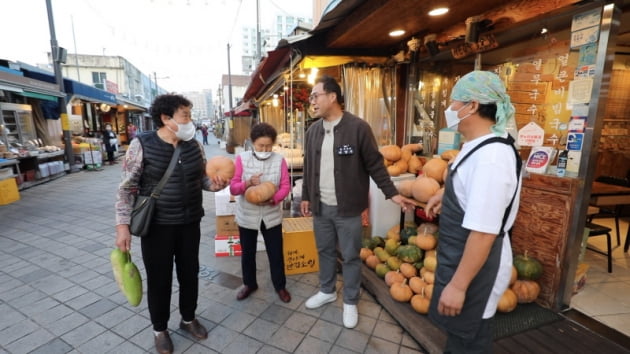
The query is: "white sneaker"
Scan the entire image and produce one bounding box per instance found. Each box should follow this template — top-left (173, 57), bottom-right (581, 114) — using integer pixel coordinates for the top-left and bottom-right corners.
top-left (343, 304), bottom-right (358, 329)
top-left (305, 291), bottom-right (337, 309)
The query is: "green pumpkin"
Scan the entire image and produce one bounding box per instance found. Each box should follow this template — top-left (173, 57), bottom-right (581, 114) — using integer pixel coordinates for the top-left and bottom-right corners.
top-left (397, 245), bottom-right (423, 263)
top-left (362, 238), bottom-right (374, 250)
top-left (513, 250), bottom-right (543, 280)
top-left (375, 263), bottom-right (391, 278)
top-left (399, 226), bottom-right (417, 245)
top-left (371, 236), bottom-right (386, 249)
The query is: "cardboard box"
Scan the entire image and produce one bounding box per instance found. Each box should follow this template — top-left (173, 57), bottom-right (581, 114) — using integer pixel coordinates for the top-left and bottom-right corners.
top-left (0, 177), bottom-right (20, 205)
top-left (214, 235), bottom-right (242, 257)
top-left (216, 215), bottom-right (239, 236)
top-left (282, 217), bottom-right (319, 275)
top-left (215, 187), bottom-right (237, 216)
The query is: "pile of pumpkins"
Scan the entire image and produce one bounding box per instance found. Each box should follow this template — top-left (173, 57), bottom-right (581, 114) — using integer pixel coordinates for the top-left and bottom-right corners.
top-left (379, 144), bottom-right (460, 204)
top-left (360, 221), bottom-right (440, 315)
top-left (497, 250), bottom-right (544, 313)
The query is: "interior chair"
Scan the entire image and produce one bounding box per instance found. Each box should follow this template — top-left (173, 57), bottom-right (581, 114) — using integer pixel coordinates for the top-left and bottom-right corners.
top-left (589, 175), bottom-right (630, 246)
top-left (585, 222), bottom-right (613, 273)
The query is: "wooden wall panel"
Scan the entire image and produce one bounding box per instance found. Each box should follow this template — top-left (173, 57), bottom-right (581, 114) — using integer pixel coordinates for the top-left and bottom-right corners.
top-left (511, 173), bottom-right (580, 309)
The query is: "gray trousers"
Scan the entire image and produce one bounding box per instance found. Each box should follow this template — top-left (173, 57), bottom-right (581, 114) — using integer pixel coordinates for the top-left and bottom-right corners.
top-left (313, 203), bottom-right (363, 305)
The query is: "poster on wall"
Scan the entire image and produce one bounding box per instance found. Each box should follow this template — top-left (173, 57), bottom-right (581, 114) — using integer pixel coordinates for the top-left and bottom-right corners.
top-left (567, 133), bottom-right (584, 151)
top-left (567, 78), bottom-right (593, 104)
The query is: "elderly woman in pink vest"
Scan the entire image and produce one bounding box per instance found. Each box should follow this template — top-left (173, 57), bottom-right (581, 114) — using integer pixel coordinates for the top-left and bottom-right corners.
top-left (230, 122), bottom-right (292, 303)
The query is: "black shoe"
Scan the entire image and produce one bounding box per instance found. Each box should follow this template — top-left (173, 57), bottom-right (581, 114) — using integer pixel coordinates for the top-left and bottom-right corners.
top-left (179, 319), bottom-right (208, 340)
top-left (154, 331), bottom-right (173, 354)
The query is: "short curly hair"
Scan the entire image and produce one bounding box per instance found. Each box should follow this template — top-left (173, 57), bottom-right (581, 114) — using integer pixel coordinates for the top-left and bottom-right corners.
top-left (250, 122), bottom-right (277, 143)
top-left (150, 94), bottom-right (192, 128)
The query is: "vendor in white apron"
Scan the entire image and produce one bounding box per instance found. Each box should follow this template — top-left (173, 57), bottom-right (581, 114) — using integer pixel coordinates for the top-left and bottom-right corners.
top-left (425, 71), bottom-right (522, 353)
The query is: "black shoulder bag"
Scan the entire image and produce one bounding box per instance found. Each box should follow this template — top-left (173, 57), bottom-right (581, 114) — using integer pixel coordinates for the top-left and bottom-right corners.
top-left (130, 145), bottom-right (181, 237)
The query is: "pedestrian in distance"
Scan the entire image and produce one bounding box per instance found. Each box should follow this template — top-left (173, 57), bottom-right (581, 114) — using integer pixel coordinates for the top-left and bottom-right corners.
top-left (201, 124), bottom-right (209, 145)
top-left (300, 75), bottom-right (416, 329)
top-left (102, 123), bottom-right (118, 165)
top-left (114, 93), bottom-right (228, 354)
top-left (425, 70), bottom-right (522, 353)
top-left (230, 122), bottom-right (292, 303)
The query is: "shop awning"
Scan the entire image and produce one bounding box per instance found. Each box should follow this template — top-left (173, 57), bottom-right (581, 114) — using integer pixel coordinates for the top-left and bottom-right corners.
top-left (224, 110), bottom-right (252, 117)
top-left (0, 70), bottom-right (65, 99)
top-left (19, 67), bottom-right (116, 105)
top-left (15, 91), bottom-right (60, 102)
top-left (116, 97), bottom-right (148, 111)
top-left (241, 47), bottom-right (294, 102)
top-left (64, 80), bottom-right (117, 105)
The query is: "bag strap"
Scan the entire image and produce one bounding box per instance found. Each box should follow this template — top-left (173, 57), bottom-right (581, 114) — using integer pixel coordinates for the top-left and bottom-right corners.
top-left (150, 145), bottom-right (181, 199)
top-left (451, 135), bottom-right (522, 237)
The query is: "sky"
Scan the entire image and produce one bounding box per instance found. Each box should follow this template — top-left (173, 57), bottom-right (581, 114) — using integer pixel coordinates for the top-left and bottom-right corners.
top-left (1, 0), bottom-right (312, 92)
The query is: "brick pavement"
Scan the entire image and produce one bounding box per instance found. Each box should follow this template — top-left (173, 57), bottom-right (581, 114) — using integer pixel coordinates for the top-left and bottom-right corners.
top-left (0, 134), bottom-right (424, 354)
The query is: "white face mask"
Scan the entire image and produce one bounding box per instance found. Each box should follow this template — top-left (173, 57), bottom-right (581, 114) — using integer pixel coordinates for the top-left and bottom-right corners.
top-left (168, 121), bottom-right (196, 141)
top-left (444, 103), bottom-right (472, 129)
top-left (254, 150), bottom-right (272, 160)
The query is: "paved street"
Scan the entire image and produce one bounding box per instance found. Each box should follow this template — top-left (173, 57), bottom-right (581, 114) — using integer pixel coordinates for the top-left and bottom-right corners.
top-left (0, 134), bottom-right (424, 354)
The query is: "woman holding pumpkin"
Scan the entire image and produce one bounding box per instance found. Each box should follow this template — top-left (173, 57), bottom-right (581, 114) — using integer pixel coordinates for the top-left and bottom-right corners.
top-left (230, 122), bottom-right (292, 303)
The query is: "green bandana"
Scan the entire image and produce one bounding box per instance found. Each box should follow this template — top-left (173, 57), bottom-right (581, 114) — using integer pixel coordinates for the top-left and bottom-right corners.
top-left (451, 71), bottom-right (515, 136)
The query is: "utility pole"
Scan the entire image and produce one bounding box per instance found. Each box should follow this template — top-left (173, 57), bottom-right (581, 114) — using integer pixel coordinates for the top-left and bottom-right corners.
top-left (256, 0), bottom-right (261, 61)
top-left (153, 72), bottom-right (158, 100)
top-left (46, 0), bottom-right (73, 171)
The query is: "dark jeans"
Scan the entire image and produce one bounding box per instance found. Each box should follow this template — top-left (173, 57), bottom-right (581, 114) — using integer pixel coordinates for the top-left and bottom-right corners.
top-left (106, 150), bottom-right (115, 163)
top-left (141, 223), bottom-right (200, 331)
top-left (444, 317), bottom-right (494, 354)
top-left (202, 135), bottom-right (208, 145)
top-left (239, 222), bottom-right (286, 291)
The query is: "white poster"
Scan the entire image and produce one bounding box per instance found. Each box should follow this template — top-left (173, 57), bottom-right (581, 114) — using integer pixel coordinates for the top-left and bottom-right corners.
top-left (568, 78), bottom-right (593, 104)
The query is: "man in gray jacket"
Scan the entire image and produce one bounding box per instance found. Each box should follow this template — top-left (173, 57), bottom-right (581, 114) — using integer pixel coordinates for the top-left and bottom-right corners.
top-left (300, 75), bottom-right (415, 328)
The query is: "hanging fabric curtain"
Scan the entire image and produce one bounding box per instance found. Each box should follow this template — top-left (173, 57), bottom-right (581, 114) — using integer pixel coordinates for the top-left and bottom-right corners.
top-left (342, 65), bottom-right (396, 146)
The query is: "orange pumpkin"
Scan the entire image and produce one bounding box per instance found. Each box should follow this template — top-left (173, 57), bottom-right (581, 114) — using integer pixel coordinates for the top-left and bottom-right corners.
top-left (415, 233), bottom-right (438, 251)
top-left (387, 164), bottom-right (403, 177)
top-left (245, 181), bottom-right (277, 204)
top-left (411, 176), bottom-right (440, 203)
top-left (511, 280), bottom-right (541, 303)
top-left (424, 283), bottom-right (434, 299)
top-left (380, 145), bottom-right (402, 161)
top-left (206, 156), bottom-right (235, 181)
top-left (497, 288), bottom-right (518, 313)
top-left (365, 255), bottom-right (381, 269)
top-left (393, 159), bottom-right (408, 174)
top-left (401, 143), bottom-right (423, 153)
top-left (399, 263), bottom-right (417, 278)
top-left (409, 276), bottom-right (427, 294)
top-left (440, 149), bottom-right (459, 161)
top-left (422, 158), bottom-right (448, 184)
top-left (396, 179), bottom-right (415, 197)
top-left (407, 155), bottom-right (423, 174)
top-left (360, 248), bottom-right (373, 261)
top-left (385, 271), bottom-right (405, 287)
top-left (390, 279), bottom-right (413, 302)
top-left (420, 267), bottom-right (435, 284)
top-left (410, 293), bottom-right (430, 314)
top-left (400, 148), bottom-right (412, 162)
top-left (423, 256), bottom-right (437, 272)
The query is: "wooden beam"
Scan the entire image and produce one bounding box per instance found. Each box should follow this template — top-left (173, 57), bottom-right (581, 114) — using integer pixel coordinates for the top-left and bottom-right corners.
top-left (436, 0), bottom-right (584, 43)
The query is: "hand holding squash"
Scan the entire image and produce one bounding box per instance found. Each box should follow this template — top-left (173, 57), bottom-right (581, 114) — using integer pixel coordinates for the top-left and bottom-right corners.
top-left (245, 181), bottom-right (277, 204)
